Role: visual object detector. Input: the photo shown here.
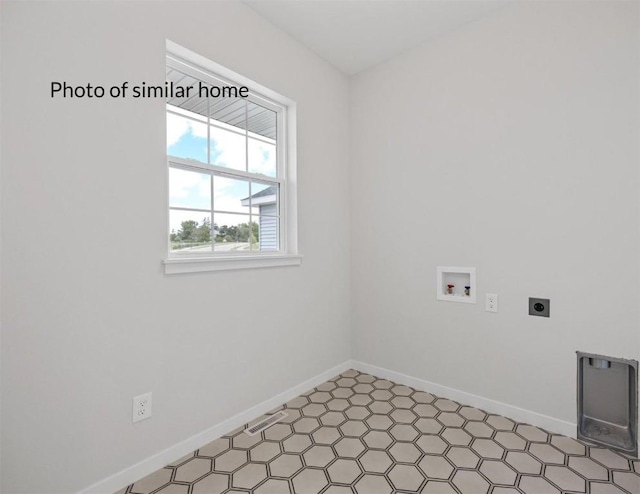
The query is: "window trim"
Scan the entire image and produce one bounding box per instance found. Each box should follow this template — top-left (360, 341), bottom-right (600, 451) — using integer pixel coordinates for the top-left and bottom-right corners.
top-left (163, 253), bottom-right (303, 275)
top-left (163, 40), bottom-right (299, 274)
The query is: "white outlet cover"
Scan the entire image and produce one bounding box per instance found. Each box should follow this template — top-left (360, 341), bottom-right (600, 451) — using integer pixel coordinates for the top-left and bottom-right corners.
top-left (133, 392), bottom-right (152, 423)
top-left (485, 293), bottom-right (498, 313)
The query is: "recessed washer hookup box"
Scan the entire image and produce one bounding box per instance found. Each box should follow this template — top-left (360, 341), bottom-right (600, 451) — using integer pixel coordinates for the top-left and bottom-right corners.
top-left (577, 351), bottom-right (638, 457)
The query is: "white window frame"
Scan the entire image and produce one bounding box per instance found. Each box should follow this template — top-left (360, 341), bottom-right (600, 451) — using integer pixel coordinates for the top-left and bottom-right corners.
top-left (163, 40), bottom-right (300, 274)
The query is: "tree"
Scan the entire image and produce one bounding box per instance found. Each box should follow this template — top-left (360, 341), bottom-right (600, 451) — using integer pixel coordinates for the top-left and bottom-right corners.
top-left (195, 217), bottom-right (211, 243)
top-left (214, 221), bottom-right (259, 244)
top-left (171, 218), bottom-right (216, 249)
top-left (177, 220), bottom-right (198, 241)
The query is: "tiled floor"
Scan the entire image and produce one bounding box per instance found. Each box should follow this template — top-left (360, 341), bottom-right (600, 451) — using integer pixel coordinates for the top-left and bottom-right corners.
top-left (118, 369), bottom-right (640, 494)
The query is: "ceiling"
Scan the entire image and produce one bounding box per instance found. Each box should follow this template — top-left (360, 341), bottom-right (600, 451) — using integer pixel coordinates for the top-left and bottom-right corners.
top-left (166, 65), bottom-right (277, 140)
top-left (245, 0), bottom-right (509, 75)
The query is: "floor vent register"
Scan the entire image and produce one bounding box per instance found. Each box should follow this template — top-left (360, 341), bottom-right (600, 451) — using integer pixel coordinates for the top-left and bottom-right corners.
top-left (244, 411), bottom-right (288, 436)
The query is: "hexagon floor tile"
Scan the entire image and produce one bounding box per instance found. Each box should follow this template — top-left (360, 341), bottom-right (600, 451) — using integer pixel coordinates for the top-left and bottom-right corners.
top-left (118, 370), bottom-right (639, 494)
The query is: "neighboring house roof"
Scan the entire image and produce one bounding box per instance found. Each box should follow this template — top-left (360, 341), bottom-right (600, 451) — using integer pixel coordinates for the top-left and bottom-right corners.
top-left (241, 185), bottom-right (277, 207)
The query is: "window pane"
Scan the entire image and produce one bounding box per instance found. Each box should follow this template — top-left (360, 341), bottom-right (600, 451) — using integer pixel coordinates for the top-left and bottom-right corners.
top-left (210, 125), bottom-right (246, 171)
top-left (248, 138), bottom-right (276, 177)
top-left (169, 168), bottom-right (211, 210)
top-left (248, 101), bottom-right (277, 177)
top-left (248, 182), bottom-right (278, 216)
top-left (170, 210), bottom-right (212, 253)
top-left (167, 111), bottom-right (208, 163)
top-left (214, 175), bottom-right (251, 214)
top-left (213, 213), bottom-right (253, 252)
top-left (251, 216), bottom-right (279, 251)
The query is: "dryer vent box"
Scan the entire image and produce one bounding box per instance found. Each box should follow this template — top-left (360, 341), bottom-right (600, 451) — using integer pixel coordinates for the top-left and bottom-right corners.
top-left (577, 352), bottom-right (638, 456)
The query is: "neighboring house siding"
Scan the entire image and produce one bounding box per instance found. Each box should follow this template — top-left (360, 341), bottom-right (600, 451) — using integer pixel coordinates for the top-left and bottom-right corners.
top-left (259, 203), bottom-right (278, 250)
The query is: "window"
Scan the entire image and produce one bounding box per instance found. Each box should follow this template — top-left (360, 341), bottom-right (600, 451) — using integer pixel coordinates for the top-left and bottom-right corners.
top-left (163, 42), bottom-right (299, 274)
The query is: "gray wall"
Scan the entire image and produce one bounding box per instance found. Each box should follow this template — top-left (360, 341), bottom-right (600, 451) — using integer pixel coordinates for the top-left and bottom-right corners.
top-left (350, 1), bottom-right (639, 428)
top-left (0, 2), bottom-right (351, 492)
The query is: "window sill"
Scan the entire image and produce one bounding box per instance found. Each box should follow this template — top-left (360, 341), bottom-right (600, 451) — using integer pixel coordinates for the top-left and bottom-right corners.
top-left (163, 254), bottom-right (302, 274)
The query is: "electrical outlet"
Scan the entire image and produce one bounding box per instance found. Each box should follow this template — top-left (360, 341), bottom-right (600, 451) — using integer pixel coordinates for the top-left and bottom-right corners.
top-left (529, 297), bottom-right (550, 317)
top-left (485, 293), bottom-right (498, 313)
top-left (133, 392), bottom-right (152, 423)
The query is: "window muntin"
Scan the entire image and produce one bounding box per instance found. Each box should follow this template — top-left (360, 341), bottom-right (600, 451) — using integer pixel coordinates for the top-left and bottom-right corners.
top-left (166, 56), bottom-right (285, 257)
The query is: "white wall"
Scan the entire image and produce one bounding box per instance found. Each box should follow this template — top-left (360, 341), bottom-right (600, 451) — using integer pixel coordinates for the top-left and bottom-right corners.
top-left (0, 2), bottom-right (350, 492)
top-left (351, 1), bottom-right (639, 428)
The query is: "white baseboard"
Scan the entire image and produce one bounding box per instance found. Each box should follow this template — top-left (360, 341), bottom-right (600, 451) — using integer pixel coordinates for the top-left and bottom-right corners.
top-left (78, 360), bottom-right (353, 494)
top-left (80, 358), bottom-right (606, 493)
top-left (351, 360), bottom-right (577, 438)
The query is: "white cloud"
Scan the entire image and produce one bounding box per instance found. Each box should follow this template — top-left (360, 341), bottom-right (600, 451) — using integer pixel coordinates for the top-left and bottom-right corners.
top-left (210, 126), bottom-right (245, 170)
top-left (169, 168), bottom-right (210, 209)
top-left (248, 139), bottom-right (276, 177)
top-left (166, 112), bottom-right (208, 148)
top-left (213, 175), bottom-right (250, 214)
